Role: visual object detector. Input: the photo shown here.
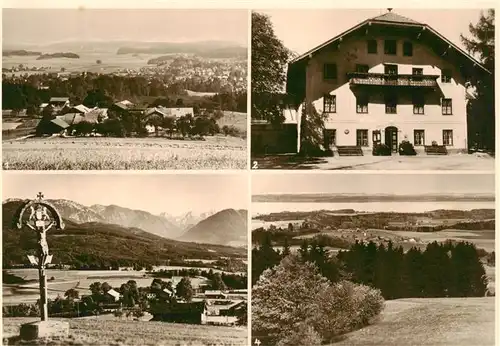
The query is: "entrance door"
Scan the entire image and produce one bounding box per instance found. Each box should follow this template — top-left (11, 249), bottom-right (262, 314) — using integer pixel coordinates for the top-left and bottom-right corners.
top-left (385, 126), bottom-right (398, 153)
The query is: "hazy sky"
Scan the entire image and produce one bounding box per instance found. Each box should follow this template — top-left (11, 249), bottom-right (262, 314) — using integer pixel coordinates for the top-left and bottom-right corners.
top-left (3, 173), bottom-right (248, 215)
top-left (252, 173), bottom-right (495, 196)
top-left (2, 8), bottom-right (248, 46)
top-left (258, 9), bottom-right (486, 55)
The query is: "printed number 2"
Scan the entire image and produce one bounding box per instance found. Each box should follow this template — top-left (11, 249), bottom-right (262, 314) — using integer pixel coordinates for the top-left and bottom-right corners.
top-left (252, 161), bottom-right (258, 169)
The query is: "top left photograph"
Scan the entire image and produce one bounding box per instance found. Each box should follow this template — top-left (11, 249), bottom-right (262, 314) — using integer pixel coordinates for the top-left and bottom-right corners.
top-left (2, 8), bottom-right (248, 170)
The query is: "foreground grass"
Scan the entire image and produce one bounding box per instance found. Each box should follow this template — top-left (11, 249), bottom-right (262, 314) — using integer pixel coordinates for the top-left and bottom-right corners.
top-left (3, 137), bottom-right (247, 170)
top-left (3, 317), bottom-right (248, 346)
top-left (334, 297), bottom-right (494, 346)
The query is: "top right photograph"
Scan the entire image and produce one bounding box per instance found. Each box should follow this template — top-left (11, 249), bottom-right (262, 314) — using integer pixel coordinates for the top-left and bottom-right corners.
top-left (251, 8), bottom-right (494, 170)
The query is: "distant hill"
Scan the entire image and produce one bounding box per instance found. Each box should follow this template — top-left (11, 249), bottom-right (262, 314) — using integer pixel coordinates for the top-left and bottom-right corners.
top-left (117, 41), bottom-right (247, 58)
top-left (3, 50), bottom-right (41, 57)
top-left (36, 52), bottom-right (80, 60)
top-left (178, 209), bottom-right (247, 246)
top-left (2, 200), bottom-right (245, 267)
top-left (3, 40), bottom-right (247, 56)
top-left (252, 193), bottom-right (495, 203)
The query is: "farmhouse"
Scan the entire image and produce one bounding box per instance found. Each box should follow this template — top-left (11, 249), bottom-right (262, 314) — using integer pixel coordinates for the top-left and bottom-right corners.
top-left (48, 97), bottom-right (70, 109)
top-left (106, 288), bottom-right (121, 302)
top-left (163, 107), bottom-right (194, 118)
top-left (255, 10), bottom-right (491, 155)
top-left (150, 301), bottom-right (208, 324)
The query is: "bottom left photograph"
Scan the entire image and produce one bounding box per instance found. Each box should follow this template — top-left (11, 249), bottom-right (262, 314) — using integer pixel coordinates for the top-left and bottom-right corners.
top-left (2, 172), bottom-right (248, 345)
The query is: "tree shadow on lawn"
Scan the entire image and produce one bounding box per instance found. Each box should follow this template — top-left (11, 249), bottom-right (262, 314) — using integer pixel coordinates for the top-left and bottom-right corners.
top-left (252, 154), bottom-right (329, 169)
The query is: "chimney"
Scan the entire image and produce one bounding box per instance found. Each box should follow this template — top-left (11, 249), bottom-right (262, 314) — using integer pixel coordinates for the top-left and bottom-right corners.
top-left (387, 8), bottom-right (393, 12)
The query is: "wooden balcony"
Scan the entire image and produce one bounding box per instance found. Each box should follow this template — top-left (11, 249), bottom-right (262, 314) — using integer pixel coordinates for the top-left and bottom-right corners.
top-left (347, 72), bottom-right (439, 88)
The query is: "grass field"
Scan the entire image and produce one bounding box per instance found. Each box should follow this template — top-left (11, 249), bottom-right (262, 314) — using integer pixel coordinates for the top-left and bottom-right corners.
top-left (218, 112), bottom-right (247, 134)
top-left (3, 268), bottom-right (240, 306)
top-left (334, 297), bottom-right (494, 346)
top-left (3, 317), bottom-right (248, 345)
top-left (2, 136), bottom-right (247, 170)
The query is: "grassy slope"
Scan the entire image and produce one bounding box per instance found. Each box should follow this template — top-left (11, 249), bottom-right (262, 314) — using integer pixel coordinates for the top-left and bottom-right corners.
top-left (3, 317), bottom-right (247, 345)
top-left (218, 112), bottom-right (247, 134)
top-left (334, 297), bottom-right (494, 346)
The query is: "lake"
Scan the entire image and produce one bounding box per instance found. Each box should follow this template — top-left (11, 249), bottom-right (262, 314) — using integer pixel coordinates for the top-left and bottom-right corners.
top-left (252, 201), bottom-right (495, 216)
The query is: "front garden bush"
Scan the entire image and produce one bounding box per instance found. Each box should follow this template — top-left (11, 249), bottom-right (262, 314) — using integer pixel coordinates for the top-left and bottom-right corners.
top-left (372, 143), bottom-right (392, 156)
top-left (399, 140), bottom-right (417, 155)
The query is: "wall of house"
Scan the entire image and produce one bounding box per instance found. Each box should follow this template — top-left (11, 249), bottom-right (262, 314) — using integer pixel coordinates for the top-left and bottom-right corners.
top-left (303, 34), bottom-right (468, 151)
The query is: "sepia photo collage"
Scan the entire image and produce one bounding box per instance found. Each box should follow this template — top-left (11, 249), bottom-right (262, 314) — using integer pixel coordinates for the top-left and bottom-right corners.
top-left (1, 2), bottom-right (496, 346)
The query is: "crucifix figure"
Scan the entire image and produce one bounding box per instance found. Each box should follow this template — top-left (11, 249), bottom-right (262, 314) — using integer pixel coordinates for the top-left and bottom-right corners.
top-left (15, 192), bottom-right (64, 322)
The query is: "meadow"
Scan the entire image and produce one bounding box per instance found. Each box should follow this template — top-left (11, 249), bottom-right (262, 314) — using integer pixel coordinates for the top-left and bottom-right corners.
top-left (3, 267), bottom-right (237, 306)
top-left (334, 297), bottom-right (494, 346)
top-left (2, 136), bottom-right (247, 170)
top-left (3, 317), bottom-right (248, 345)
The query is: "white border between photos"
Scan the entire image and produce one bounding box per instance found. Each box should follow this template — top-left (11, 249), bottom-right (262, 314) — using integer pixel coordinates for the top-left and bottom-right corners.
top-left (1, 1), bottom-right (499, 346)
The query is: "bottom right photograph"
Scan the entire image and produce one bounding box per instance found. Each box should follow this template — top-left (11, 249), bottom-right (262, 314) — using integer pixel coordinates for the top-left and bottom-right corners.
top-left (251, 173), bottom-right (495, 346)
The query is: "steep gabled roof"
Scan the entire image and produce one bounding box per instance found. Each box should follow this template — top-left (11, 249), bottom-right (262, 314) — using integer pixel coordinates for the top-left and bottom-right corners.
top-left (370, 12), bottom-right (422, 25)
top-left (289, 11), bottom-right (490, 75)
top-left (49, 97), bottom-right (69, 103)
top-left (50, 118), bottom-right (70, 129)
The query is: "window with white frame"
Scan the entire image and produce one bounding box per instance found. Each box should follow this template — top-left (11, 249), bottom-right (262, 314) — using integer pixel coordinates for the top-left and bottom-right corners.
top-left (323, 95), bottom-right (336, 113)
top-left (356, 95), bottom-right (368, 113)
top-left (443, 130), bottom-right (453, 146)
top-left (413, 94), bottom-right (425, 114)
top-left (356, 129), bottom-right (369, 147)
top-left (414, 130), bottom-right (425, 146)
top-left (442, 98), bottom-right (452, 115)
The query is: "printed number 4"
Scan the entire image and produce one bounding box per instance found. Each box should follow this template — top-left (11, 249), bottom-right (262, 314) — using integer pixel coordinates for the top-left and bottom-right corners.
top-left (252, 161), bottom-right (258, 169)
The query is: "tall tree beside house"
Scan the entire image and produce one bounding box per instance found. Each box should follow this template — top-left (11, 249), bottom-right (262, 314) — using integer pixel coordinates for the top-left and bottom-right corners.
top-left (210, 273), bottom-right (228, 291)
top-left (460, 9), bottom-right (495, 151)
top-left (176, 277), bottom-right (194, 302)
top-left (64, 288), bottom-right (79, 301)
top-left (251, 11), bottom-right (291, 124)
top-left (299, 102), bottom-right (328, 156)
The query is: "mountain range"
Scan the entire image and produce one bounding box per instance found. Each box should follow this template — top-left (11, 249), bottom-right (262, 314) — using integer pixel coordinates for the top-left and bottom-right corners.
top-left (2, 198), bottom-right (247, 246)
top-left (178, 209), bottom-right (248, 247)
top-left (2, 200), bottom-right (246, 267)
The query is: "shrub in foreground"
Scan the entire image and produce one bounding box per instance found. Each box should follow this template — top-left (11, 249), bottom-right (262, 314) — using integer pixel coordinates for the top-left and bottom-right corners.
top-left (399, 140), bottom-right (417, 155)
top-left (373, 143), bottom-right (392, 156)
top-left (276, 323), bottom-right (322, 346)
top-left (252, 255), bottom-right (385, 345)
top-left (313, 280), bottom-right (384, 341)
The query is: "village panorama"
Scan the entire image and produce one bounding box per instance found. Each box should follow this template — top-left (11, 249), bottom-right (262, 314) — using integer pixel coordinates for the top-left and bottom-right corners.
top-left (2, 174), bottom-right (249, 345)
top-left (2, 8), bottom-right (248, 170)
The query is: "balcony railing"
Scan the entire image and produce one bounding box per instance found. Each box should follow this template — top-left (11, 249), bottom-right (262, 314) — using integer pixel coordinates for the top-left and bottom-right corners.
top-left (347, 72), bottom-right (439, 88)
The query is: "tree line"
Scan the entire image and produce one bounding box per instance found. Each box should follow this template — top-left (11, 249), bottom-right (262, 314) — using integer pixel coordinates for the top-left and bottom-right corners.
top-left (2, 73), bottom-right (247, 113)
top-left (152, 268), bottom-right (247, 290)
top-left (252, 233), bottom-right (490, 299)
